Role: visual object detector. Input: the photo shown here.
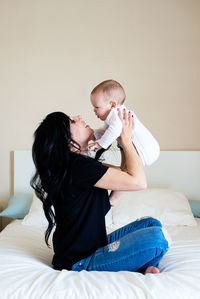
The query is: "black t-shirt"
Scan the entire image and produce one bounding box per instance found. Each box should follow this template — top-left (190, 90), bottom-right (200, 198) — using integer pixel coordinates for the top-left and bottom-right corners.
top-left (52, 153), bottom-right (110, 270)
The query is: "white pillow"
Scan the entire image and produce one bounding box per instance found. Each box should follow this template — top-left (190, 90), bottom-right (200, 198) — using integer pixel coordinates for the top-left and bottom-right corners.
top-left (22, 193), bottom-right (113, 227)
top-left (22, 193), bottom-right (48, 226)
top-left (111, 188), bottom-right (197, 229)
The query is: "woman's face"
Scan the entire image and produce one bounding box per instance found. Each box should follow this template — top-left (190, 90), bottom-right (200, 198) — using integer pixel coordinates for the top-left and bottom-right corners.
top-left (70, 115), bottom-right (94, 149)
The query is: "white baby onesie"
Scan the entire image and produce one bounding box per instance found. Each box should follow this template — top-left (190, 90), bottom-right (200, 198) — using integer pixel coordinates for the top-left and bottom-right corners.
top-left (94, 105), bottom-right (160, 166)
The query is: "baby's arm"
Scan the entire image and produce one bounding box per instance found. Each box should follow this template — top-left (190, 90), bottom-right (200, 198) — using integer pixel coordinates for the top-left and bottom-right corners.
top-left (88, 126), bottom-right (106, 151)
top-left (98, 112), bottom-right (123, 149)
top-left (94, 126), bottom-right (107, 141)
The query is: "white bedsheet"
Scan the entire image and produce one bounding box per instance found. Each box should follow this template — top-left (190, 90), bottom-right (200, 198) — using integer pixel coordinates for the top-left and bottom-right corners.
top-left (0, 220), bottom-right (200, 299)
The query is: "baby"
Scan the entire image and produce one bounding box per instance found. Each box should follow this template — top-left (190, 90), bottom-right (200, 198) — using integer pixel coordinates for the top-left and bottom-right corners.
top-left (89, 79), bottom-right (160, 166)
top-left (89, 80), bottom-right (160, 206)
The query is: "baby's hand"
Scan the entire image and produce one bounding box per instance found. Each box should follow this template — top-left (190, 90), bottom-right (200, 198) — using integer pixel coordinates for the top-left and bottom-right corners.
top-left (88, 141), bottom-right (102, 152)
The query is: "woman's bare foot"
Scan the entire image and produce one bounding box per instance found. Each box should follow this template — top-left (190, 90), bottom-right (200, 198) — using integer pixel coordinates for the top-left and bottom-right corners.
top-left (145, 266), bottom-right (160, 274)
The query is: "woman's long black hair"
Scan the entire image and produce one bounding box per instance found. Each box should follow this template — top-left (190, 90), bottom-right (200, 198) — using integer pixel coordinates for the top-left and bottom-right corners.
top-left (31, 112), bottom-right (80, 246)
top-left (31, 111), bottom-right (107, 247)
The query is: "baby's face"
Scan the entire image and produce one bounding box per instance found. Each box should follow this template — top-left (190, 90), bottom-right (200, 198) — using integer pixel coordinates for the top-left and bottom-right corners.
top-left (90, 92), bottom-right (112, 121)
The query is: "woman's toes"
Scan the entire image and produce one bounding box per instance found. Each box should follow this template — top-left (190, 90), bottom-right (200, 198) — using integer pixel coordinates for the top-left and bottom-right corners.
top-left (145, 266), bottom-right (160, 274)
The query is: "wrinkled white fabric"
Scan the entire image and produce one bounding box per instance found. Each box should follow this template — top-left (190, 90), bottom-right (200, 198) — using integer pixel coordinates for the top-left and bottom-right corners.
top-left (0, 220), bottom-right (200, 299)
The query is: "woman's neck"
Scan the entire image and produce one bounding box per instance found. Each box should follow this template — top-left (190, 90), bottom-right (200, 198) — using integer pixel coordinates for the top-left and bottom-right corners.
top-left (78, 141), bottom-right (89, 156)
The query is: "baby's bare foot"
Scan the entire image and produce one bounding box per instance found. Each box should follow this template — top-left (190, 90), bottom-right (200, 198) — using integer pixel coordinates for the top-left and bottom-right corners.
top-left (109, 197), bottom-right (117, 207)
top-left (145, 266), bottom-right (160, 274)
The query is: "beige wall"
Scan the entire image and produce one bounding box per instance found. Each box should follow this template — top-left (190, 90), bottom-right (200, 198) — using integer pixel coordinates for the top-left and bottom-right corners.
top-left (0, 0), bottom-right (200, 207)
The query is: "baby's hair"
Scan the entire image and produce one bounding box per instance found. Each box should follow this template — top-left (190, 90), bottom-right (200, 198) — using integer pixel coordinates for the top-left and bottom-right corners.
top-left (91, 80), bottom-right (126, 105)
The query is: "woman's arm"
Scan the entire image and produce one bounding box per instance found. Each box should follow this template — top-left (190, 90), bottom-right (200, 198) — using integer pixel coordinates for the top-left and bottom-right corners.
top-left (94, 161), bottom-right (146, 191)
top-left (94, 110), bottom-right (147, 191)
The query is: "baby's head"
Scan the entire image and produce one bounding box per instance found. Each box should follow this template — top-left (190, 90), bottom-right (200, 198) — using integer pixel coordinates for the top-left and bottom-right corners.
top-left (90, 80), bottom-right (126, 120)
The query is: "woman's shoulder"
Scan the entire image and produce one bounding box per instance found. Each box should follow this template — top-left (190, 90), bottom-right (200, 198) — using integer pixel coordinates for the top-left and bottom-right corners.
top-left (69, 152), bottom-right (108, 188)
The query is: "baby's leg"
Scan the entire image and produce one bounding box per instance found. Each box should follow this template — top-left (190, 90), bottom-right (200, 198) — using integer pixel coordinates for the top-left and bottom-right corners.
top-left (109, 190), bottom-right (123, 206)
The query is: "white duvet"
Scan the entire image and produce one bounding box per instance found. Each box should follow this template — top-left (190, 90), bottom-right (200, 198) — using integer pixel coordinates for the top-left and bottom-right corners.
top-left (0, 220), bottom-right (200, 299)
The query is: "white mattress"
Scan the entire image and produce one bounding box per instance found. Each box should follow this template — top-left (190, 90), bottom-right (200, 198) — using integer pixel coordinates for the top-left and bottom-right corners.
top-left (0, 220), bottom-right (200, 299)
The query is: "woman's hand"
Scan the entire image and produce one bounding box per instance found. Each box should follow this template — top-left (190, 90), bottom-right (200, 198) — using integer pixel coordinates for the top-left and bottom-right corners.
top-left (118, 108), bottom-right (134, 146)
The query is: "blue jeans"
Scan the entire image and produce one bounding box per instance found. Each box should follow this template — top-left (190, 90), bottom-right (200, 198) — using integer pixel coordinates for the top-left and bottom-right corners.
top-left (72, 217), bottom-right (169, 272)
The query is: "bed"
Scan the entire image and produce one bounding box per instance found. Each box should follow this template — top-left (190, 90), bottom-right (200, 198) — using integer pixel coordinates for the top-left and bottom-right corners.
top-left (0, 150), bottom-right (200, 299)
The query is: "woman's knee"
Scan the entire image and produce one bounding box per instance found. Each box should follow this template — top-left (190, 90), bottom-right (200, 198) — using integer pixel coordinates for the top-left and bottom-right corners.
top-left (145, 226), bottom-right (169, 253)
top-left (139, 218), bottom-right (172, 247)
top-left (152, 227), bottom-right (172, 251)
top-left (137, 216), bottom-right (162, 228)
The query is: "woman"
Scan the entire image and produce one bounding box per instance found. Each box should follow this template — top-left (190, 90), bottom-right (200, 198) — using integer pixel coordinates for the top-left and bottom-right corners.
top-left (31, 109), bottom-right (171, 273)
